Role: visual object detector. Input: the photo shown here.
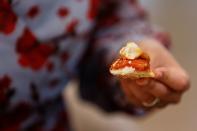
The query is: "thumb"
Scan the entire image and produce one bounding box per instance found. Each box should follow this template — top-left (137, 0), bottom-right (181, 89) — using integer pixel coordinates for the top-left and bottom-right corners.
top-left (154, 67), bottom-right (190, 92)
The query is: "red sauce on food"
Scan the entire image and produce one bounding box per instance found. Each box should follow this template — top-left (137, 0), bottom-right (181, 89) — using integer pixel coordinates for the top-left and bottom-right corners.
top-left (111, 58), bottom-right (149, 71)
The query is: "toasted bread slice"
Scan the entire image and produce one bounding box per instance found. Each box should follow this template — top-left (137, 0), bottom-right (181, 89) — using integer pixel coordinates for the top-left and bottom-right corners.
top-left (119, 70), bottom-right (155, 79)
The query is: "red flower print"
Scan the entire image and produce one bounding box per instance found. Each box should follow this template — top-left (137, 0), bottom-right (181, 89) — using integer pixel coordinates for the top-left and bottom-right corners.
top-left (46, 62), bottom-right (54, 72)
top-left (60, 51), bottom-right (69, 63)
top-left (27, 5), bottom-right (40, 19)
top-left (58, 6), bottom-right (69, 18)
top-left (66, 19), bottom-right (79, 33)
top-left (154, 32), bottom-right (171, 49)
top-left (36, 44), bottom-right (56, 57)
top-left (0, 0), bottom-right (17, 35)
top-left (0, 102), bottom-right (32, 130)
top-left (18, 55), bottom-right (31, 68)
top-left (16, 28), bottom-right (37, 54)
top-left (134, 5), bottom-right (147, 18)
top-left (18, 50), bottom-right (48, 70)
top-left (16, 28), bottom-right (56, 70)
top-left (0, 75), bottom-right (12, 103)
top-left (0, 75), bottom-right (11, 89)
top-left (87, 0), bottom-right (100, 20)
top-left (52, 111), bottom-right (69, 131)
top-left (98, 15), bottom-right (120, 27)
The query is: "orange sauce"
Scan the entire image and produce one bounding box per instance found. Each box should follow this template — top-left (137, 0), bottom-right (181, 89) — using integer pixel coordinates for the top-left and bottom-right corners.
top-left (111, 58), bottom-right (150, 71)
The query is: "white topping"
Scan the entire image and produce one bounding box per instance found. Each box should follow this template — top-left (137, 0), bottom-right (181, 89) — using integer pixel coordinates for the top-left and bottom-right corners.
top-left (110, 67), bottom-right (135, 76)
top-left (119, 42), bottom-right (142, 59)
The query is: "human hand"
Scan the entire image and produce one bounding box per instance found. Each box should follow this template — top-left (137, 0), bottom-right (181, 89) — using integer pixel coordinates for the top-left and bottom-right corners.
top-left (120, 38), bottom-right (190, 109)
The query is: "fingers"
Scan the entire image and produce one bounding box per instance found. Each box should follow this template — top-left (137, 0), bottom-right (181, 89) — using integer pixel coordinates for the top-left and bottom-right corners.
top-left (143, 80), bottom-right (182, 104)
top-left (154, 67), bottom-right (190, 92)
top-left (120, 79), bottom-right (155, 107)
top-left (121, 80), bottom-right (142, 107)
top-left (120, 74), bottom-right (184, 109)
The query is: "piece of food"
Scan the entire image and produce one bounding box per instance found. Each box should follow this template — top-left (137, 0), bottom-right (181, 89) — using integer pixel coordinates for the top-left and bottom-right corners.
top-left (110, 42), bottom-right (154, 79)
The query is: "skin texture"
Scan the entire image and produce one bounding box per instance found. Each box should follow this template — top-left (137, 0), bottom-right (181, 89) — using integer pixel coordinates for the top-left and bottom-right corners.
top-left (120, 38), bottom-right (190, 109)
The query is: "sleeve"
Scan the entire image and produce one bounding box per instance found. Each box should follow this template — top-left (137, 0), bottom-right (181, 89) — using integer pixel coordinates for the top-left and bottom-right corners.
top-left (78, 0), bottom-right (171, 115)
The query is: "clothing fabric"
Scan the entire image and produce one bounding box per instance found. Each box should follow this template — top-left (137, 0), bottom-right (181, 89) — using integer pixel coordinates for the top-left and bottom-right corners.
top-left (0, 0), bottom-right (170, 130)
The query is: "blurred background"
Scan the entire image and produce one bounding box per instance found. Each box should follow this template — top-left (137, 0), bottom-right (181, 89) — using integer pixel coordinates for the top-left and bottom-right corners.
top-left (66, 0), bottom-right (197, 131)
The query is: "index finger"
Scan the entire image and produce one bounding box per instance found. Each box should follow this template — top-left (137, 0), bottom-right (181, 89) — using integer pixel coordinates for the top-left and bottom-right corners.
top-left (154, 67), bottom-right (190, 92)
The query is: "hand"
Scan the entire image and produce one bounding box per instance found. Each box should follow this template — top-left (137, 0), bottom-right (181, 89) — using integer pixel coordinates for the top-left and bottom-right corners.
top-left (120, 38), bottom-right (190, 109)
